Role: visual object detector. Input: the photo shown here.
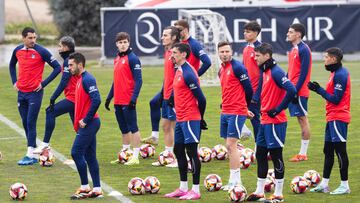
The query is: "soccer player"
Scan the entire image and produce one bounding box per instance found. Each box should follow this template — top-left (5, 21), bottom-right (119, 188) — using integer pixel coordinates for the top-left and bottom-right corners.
top-left (287, 23), bottom-right (312, 162)
top-left (34, 36), bottom-right (79, 154)
top-left (246, 43), bottom-right (296, 202)
top-left (68, 52), bottom-right (103, 199)
top-left (217, 41), bottom-right (253, 190)
top-left (9, 27), bottom-right (61, 165)
top-left (105, 32), bottom-right (143, 165)
top-left (164, 43), bottom-right (207, 200)
top-left (308, 47), bottom-right (350, 195)
top-left (243, 21), bottom-right (262, 143)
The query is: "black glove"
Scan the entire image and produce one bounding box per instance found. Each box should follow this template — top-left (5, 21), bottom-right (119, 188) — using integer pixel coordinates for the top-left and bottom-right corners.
top-left (200, 119), bottom-right (208, 130)
top-left (128, 100), bottom-right (136, 110)
top-left (46, 99), bottom-right (55, 112)
top-left (267, 108), bottom-right (279, 118)
top-left (168, 95), bottom-right (174, 108)
top-left (105, 99), bottom-right (111, 111)
top-left (308, 81), bottom-right (321, 92)
top-left (291, 94), bottom-right (298, 104)
top-left (220, 103), bottom-right (222, 109)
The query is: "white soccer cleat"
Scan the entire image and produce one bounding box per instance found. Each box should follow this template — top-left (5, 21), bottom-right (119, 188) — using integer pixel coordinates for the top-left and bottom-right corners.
top-left (33, 145), bottom-right (50, 154)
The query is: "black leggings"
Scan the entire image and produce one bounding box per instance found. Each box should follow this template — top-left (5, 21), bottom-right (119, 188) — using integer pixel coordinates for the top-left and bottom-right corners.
top-left (323, 141), bottom-right (349, 180)
top-left (174, 143), bottom-right (201, 184)
top-left (256, 146), bottom-right (284, 179)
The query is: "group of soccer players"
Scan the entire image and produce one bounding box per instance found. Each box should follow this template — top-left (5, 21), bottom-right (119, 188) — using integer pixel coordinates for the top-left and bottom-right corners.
top-left (8, 17), bottom-right (351, 201)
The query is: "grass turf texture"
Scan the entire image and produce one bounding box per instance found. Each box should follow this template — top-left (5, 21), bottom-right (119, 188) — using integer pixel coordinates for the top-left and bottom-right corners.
top-left (0, 61), bottom-right (359, 202)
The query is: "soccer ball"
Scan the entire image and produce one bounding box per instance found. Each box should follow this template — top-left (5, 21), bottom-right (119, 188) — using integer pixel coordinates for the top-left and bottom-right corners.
top-left (290, 176), bottom-right (309, 194)
top-left (118, 148), bottom-right (133, 163)
top-left (128, 177), bottom-right (146, 195)
top-left (9, 183), bottom-right (28, 200)
top-left (144, 176), bottom-right (161, 194)
top-left (158, 150), bottom-right (175, 165)
top-left (139, 144), bottom-right (155, 158)
top-left (303, 170), bottom-right (321, 187)
top-left (39, 148), bottom-right (54, 167)
top-left (204, 174), bottom-right (222, 192)
top-left (236, 142), bottom-right (245, 151)
top-left (228, 185), bottom-right (247, 202)
top-left (211, 144), bottom-right (228, 160)
top-left (198, 147), bottom-right (212, 162)
top-left (243, 148), bottom-right (255, 164)
top-left (264, 169), bottom-right (276, 192)
top-left (239, 153), bottom-right (251, 169)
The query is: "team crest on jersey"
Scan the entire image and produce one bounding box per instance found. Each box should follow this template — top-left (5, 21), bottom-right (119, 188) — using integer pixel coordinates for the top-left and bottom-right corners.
top-left (31, 54), bottom-right (36, 59)
top-left (335, 83), bottom-right (343, 91)
top-left (227, 70), bottom-right (231, 75)
top-left (122, 59), bottom-right (125, 64)
top-left (178, 76), bottom-right (182, 81)
top-left (281, 76), bottom-right (290, 84)
top-left (251, 52), bottom-right (254, 58)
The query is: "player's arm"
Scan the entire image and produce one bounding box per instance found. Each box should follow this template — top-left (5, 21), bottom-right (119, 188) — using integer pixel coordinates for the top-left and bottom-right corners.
top-left (295, 45), bottom-right (311, 93)
top-left (82, 76), bottom-right (101, 125)
top-left (129, 55), bottom-right (143, 103)
top-left (50, 59), bottom-right (71, 101)
top-left (233, 62), bottom-right (253, 105)
top-left (9, 48), bottom-right (19, 86)
top-left (272, 68), bottom-right (297, 111)
top-left (192, 42), bottom-right (211, 77)
top-left (38, 46), bottom-right (61, 88)
top-left (316, 71), bottom-right (348, 105)
top-left (252, 69), bottom-right (263, 104)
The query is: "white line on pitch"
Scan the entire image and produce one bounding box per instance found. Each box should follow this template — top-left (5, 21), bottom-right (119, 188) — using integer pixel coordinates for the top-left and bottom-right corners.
top-left (0, 113), bottom-right (132, 203)
top-left (0, 137), bottom-right (23, 140)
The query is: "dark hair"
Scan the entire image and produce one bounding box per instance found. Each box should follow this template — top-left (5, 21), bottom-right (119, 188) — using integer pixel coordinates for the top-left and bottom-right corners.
top-left (60, 36), bottom-right (75, 51)
top-left (69, 52), bottom-right (86, 67)
top-left (254, 42), bottom-right (273, 57)
top-left (115, 32), bottom-right (130, 42)
top-left (326, 47), bottom-right (343, 63)
top-left (22, 27), bottom-right (35, 38)
top-left (217, 41), bottom-right (231, 49)
top-left (164, 26), bottom-right (181, 43)
top-left (173, 43), bottom-right (191, 58)
top-left (174, 19), bottom-right (189, 30)
top-left (290, 23), bottom-right (306, 39)
top-left (244, 21), bottom-right (261, 34)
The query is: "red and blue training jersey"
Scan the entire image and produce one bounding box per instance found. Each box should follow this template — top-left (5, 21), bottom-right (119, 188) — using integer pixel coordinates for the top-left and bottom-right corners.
top-left (317, 67), bottom-right (351, 123)
top-left (163, 50), bottom-right (175, 100)
top-left (182, 36), bottom-right (211, 76)
top-left (219, 59), bottom-right (253, 115)
top-left (9, 44), bottom-right (61, 92)
top-left (173, 62), bottom-right (206, 122)
top-left (288, 41), bottom-right (312, 97)
top-left (74, 71), bottom-right (100, 132)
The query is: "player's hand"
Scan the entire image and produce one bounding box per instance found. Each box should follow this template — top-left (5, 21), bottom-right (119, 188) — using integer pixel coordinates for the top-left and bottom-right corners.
top-left (105, 99), bottom-right (111, 111)
top-left (308, 81), bottom-right (320, 92)
top-left (247, 110), bottom-right (254, 119)
top-left (200, 119), bottom-right (208, 130)
top-left (34, 83), bottom-right (43, 92)
top-left (79, 119), bottom-right (86, 128)
top-left (13, 83), bottom-right (19, 91)
top-left (128, 100), bottom-right (136, 110)
top-left (291, 94), bottom-right (299, 104)
top-left (267, 109), bottom-right (279, 118)
top-left (168, 95), bottom-right (174, 108)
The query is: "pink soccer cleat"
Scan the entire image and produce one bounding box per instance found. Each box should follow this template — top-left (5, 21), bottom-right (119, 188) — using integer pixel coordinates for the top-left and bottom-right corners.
top-left (164, 188), bottom-right (188, 198)
top-left (179, 190), bottom-right (201, 200)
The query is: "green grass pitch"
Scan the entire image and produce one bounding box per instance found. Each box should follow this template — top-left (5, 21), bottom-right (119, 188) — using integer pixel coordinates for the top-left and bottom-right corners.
top-left (0, 61), bottom-right (359, 202)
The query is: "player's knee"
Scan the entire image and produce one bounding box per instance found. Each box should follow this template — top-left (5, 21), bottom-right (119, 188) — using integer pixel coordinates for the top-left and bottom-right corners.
top-left (256, 146), bottom-right (268, 161)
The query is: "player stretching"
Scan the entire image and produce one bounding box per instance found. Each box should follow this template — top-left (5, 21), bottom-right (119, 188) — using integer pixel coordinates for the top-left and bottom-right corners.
top-left (309, 47), bottom-right (350, 195)
top-left (68, 52), bottom-right (103, 199)
top-left (105, 32), bottom-right (143, 165)
top-left (34, 36), bottom-right (79, 154)
top-left (217, 41), bottom-right (253, 190)
top-left (287, 23), bottom-right (312, 162)
top-left (164, 43), bottom-right (207, 200)
top-left (9, 27), bottom-right (61, 165)
top-left (247, 43), bottom-right (296, 202)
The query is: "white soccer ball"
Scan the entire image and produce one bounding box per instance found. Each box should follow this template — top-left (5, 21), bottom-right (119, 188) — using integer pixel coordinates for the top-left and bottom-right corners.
top-left (290, 176), bottom-right (309, 194)
top-left (211, 144), bottom-right (228, 160)
top-left (239, 153), bottom-right (251, 169)
top-left (139, 144), bottom-right (155, 158)
top-left (303, 170), bottom-right (321, 187)
top-left (204, 174), bottom-right (222, 192)
top-left (144, 176), bottom-right (161, 194)
top-left (198, 147), bottom-right (212, 162)
top-left (118, 148), bottom-right (133, 163)
top-left (157, 150), bottom-right (175, 166)
top-left (39, 148), bottom-right (54, 167)
top-left (242, 148), bottom-right (256, 164)
top-left (264, 169), bottom-right (276, 192)
top-left (128, 177), bottom-right (146, 195)
top-left (228, 185), bottom-right (247, 202)
top-left (236, 142), bottom-right (245, 151)
top-left (9, 183), bottom-right (28, 200)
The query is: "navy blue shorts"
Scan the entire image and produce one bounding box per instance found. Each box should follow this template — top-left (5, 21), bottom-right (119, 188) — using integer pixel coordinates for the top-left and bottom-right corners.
top-left (288, 96), bottom-right (308, 117)
top-left (175, 121), bottom-right (201, 144)
top-left (325, 120), bottom-right (348, 142)
top-left (161, 100), bottom-right (176, 121)
top-left (220, 114), bottom-right (247, 139)
top-left (114, 105), bottom-right (139, 134)
top-left (256, 122), bottom-right (287, 149)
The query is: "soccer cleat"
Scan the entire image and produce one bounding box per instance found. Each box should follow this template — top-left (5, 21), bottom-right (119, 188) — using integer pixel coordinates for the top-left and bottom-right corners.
top-left (70, 188), bottom-right (91, 200)
top-left (164, 188), bottom-right (188, 198)
top-left (246, 193), bottom-right (266, 201)
top-left (221, 182), bottom-right (236, 191)
top-left (141, 136), bottom-right (159, 145)
top-left (17, 156), bottom-right (38, 165)
top-left (124, 157), bottom-right (139, 165)
top-left (110, 159), bottom-right (120, 164)
top-left (330, 185), bottom-right (350, 195)
top-left (265, 194), bottom-right (284, 203)
top-left (166, 159), bottom-right (178, 168)
top-left (289, 154), bottom-right (308, 162)
top-left (152, 161), bottom-right (162, 166)
top-left (179, 190), bottom-right (201, 200)
top-left (87, 190), bottom-right (104, 198)
top-left (33, 145), bottom-right (50, 154)
top-left (310, 185), bottom-right (330, 193)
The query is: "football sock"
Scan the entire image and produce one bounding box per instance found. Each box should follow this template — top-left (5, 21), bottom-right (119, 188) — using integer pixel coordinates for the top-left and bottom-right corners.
top-left (229, 168), bottom-right (241, 185)
top-left (93, 187), bottom-right (102, 193)
top-left (81, 184), bottom-right (90, 190)
top-left (174, 143), bottom-right (187, 182)
top-left (151, 131), bottom-right (159, 139)
top-left (43, 142), bottom-right (50, 147)
top-left (192, 184), bottom-right (200, 194)
top-left (334, 142), bottom-right (349, 181)
top-left (165, 146), bottom-right (173, 153)
top-left (299, 139), bottom-right (309, 155)
top-left (274, 179), bottom-right (284, 196)
top-left (185, 143), bottom-right (201, 185)
top-left (341, 180), bottom-right (349, 189)
top-left (133, 148), bottom-right (140, 158)
top-left (122, 144), bottom-right (130, 150)
top-left (180, 181), bottom-right (188, 191)
top-left (320, 178), bottom-right (329, 187)
top-left (26, 147), bottom-right (34, 158)
top-left (254, 178), bottom-right (266, 195)
top-left (256, 146), bottom-right (268, 178)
